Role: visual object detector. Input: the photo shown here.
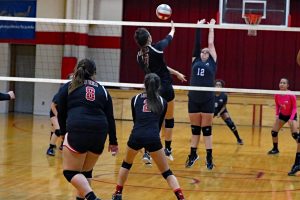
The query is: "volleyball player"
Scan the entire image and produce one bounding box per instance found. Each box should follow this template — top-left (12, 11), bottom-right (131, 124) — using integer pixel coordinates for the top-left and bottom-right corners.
top-left (46, 93), bottom-right (62, 156)
top-left (214, 79), bottom-right (243, 145)
top-left (134, 21), bottom-right (186, 163)
top-left (56, 58), bottom-right (118, 200)
top-left (112, 73), bottom-right (185, 200)
top-left (0, 91), bottom-right (15, 101)
top-left (185, 19), bottom-right (217, 170)
top-left (268, 78), bottom-right (298, 155)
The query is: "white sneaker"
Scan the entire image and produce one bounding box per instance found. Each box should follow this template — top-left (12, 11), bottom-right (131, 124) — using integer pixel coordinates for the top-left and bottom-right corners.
top-left (164, 148), bottom-right (174, 161)
top-left (142, 152), bottom-right (152, 165)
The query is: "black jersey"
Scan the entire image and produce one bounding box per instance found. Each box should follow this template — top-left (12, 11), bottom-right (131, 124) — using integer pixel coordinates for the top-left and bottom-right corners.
top-left (56, 79), bottom-right (117, 145)
top-left (52, 93), bottom-right (59, 104)
top-left (188, 55), bottom-right (217, 103)
top-left (214, 92), bottom-right (228, 115)
top-left (136, 35), bottom-right (173, 85)
top-left (0, 93), bottom-right (10, 101)
top-left (130, 93), bottom-right (167, 142)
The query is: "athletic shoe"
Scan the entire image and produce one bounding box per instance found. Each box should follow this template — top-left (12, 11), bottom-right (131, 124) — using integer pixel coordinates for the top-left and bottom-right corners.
top-left (288, 164), bottom-right (300, 176)
top-left (112, 194), bottom-right (122, 200)
top-left (206, 157), bottom-right (214, 170)
top-left (267, 148), bottom-right (279, 155)
top-left (185, 154), bottom-right (199, 168)
top-left (164, 148), bottom-right (174, 161)
top-left (237, 139), bottom-right (244, 145)
top-left (46, 148), bottom-right (55, 156)
top-left (142, 152), bottom-right (152, 165)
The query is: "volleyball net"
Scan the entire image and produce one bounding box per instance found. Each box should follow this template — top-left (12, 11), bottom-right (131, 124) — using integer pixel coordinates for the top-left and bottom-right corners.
top-left (0, 16), bottom-right (299, 95)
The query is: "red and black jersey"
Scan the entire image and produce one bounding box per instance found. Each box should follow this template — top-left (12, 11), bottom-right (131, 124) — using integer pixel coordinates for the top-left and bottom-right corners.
top-left (56, 79), bottom-right (117, 145)
top-left (130, 93), bottom-right (167, 142)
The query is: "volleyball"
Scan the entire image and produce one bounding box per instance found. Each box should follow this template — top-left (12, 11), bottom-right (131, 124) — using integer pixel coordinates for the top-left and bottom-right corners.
top-left (156, 4), bottom-right (172, 20)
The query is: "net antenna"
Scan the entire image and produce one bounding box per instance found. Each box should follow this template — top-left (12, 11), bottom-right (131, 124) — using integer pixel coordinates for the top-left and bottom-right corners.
top-left (242, 0), bottom-right (267, 36)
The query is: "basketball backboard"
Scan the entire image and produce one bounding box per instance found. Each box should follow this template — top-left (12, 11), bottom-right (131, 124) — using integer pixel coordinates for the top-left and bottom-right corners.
top-left (219, 0), bottom-right (290, 27)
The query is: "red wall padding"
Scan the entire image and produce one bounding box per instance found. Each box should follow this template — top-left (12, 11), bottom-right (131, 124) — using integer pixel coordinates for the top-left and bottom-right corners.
top-left (61, 57), bottom-right (77, 79)
top-left (120, 0), bottom-right (300, 91)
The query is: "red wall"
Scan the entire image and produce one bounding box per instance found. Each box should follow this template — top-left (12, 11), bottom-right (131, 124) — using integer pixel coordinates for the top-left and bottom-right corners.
top-left (120, 0), bottom-right (300, 90)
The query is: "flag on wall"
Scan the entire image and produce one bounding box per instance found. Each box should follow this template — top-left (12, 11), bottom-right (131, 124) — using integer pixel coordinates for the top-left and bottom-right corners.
top-left (0, 0), bottom-right (37, 39)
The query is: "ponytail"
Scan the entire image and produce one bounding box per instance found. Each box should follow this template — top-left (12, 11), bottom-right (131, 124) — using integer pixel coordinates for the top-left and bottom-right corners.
top-left (68, 58), bottom-right (96, 94)
top-left (144, 73), bottom-right (162, 114)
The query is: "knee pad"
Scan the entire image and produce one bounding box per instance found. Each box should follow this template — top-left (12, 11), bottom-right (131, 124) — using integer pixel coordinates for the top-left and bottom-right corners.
top-left (63, 170), bottom-right (80, 182)
top-left (271, 131), bottom-right (278, 137)
top-left (121, 161), bottom-right (132, 170)
top-left (54, 129), bottom-right (61, 137)
top-left (224, 118), bottom-right (236, 132)
top-left (292, 132), bottom-right (299, 140)
top-left (165, 118), bottom-right (174, 128)
top-left (162, 169), bottom-right (173, 179)
top-left (82, 170), bottom-right (93, 179)
top-left (202, 126), bottom-right (212, 136)
top-left (191, 125), bottom-right (201, 135)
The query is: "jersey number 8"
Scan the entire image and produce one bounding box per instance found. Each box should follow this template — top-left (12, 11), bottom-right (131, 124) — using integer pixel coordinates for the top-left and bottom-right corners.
top-left (86, 86), bottom-right (95, 101)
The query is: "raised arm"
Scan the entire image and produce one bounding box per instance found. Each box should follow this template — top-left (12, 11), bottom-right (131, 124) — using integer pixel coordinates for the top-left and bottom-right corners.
top-left (192, 19), bottom-right (205, 61)
top-left (155, 21), bottom-right (175, 51)
top-left (168, 20), bottom-right (175, 37)
top-left (208, 18), bottom-right (217, 62)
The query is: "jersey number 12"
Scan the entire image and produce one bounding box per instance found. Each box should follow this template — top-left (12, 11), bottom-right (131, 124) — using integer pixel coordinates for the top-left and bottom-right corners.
top-left (197, 68), bottom-right (205, 76)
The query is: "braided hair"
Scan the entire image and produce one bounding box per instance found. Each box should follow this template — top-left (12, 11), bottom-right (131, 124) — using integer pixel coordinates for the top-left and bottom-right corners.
top-left (134, 28), bottom-right (151, 73)
top-left (144, 73), bottom-right (162, 114)
top-left (68, 58), bottom-right (96, 94)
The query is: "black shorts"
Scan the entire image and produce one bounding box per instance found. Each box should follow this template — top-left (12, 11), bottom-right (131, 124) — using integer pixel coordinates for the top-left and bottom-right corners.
top-left (279, 113), bottom-right (297, 122)
top-left (50, 110), bottom-right (55, 118)
top-left (67, 132), bottom-right (107, 154)
top-left (159, 84), bottom-right (174, 102)
top-left (127, 136), bottom-right (162, 152)
top-left (188, 98), bottom-right (215, 113)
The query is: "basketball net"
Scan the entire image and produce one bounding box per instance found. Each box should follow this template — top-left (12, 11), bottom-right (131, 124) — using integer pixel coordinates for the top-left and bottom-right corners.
top-left (244, 14), bottom-right (262, 36)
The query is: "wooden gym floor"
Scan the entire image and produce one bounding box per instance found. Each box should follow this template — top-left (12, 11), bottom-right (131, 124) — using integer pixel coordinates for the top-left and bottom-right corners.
top-left (0, 113), bottom-right (300, 200)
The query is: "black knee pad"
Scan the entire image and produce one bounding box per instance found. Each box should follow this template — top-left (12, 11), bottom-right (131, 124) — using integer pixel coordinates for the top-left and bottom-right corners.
top-left (202, 126), bottom-right (212, 136)
top-left (271, 130), bottom-right (278, 137)
top-left (121, 161), bottom-right (132, 170)
top-left (191, 125), bottom-right (201, 135)
top-left (162, 169), bottom-right (173, 179)
top-left (165, 118), bottom-right (174, 128)
top-left (292, 132), bottom-right (299, 140)
top-left (224, 118), bottom-right (236, 132)
top-left (63, 170), bottom-right (80, 182)
top-left (82, 170), bottom-right (93, 179)
top-left (54, 129), bottom-right (61, 137)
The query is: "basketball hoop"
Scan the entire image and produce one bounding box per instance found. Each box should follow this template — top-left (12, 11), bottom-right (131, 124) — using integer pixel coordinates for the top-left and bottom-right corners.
top-left (244, 14), bottom-right (262, 36)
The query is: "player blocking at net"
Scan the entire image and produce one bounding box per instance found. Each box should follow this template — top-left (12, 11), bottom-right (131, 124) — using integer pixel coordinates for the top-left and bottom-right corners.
top-left (185, 18), bottom-right (217, 170)
top-left (134, 20), bottom-right (186, 163)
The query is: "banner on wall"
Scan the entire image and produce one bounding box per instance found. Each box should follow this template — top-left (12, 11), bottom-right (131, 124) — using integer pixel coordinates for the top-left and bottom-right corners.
top-left (0, 0), bottom-right (37, 39)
